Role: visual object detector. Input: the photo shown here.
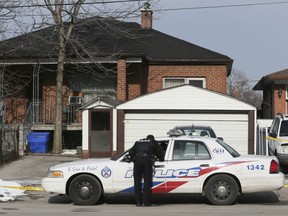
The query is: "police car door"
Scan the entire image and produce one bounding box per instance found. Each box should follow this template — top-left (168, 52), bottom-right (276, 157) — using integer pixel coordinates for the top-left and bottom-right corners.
top-left (152, 140), bottom-right (170, 193)
top-left (111, 153), bottom-right (135, 194)
top-left (153, 139), bottom-right (212, 193)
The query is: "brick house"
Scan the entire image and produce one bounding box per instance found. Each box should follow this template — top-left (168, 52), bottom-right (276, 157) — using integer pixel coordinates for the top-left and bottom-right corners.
top-left (0, 6), bottom-right (233, 156)
top-left (253, 69), bottom-right (288, 119)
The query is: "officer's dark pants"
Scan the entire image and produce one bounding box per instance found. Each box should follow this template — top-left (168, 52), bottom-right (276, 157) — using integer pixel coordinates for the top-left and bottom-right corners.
top-left (133, 156), bottom-right (153, 205)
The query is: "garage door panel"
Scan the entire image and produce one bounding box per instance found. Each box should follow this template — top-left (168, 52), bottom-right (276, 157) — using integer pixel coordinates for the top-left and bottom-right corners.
top-left (124, 113), bottom-right (249, 154)
top-left (126, 113), bottom-right (248, 121)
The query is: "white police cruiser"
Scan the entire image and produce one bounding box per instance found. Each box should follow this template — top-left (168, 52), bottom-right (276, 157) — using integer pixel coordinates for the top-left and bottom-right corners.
top-left (41, 133), bottom-right (285, 206)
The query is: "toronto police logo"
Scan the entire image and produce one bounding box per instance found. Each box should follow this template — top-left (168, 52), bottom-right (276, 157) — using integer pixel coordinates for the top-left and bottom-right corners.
top-left (101, 166), bottom-right (112, 178)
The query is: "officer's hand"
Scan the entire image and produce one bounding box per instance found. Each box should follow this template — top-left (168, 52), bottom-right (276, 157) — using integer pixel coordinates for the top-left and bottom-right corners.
top-left (121, 154), bottom-right (132, 163)
top-left (156, 157), bottom-right (164, 162)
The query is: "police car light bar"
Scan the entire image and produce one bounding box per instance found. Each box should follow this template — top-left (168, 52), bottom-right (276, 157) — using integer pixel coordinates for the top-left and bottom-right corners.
top-left (167, 128), bottom-right (184, 137)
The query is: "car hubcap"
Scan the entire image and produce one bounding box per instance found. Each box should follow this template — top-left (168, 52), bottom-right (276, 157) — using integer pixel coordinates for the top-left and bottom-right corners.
top-left (217, 185), bottom-right (227, 195)
top-left (213, 181), bottom-right (230, 200)
top-left (77, 182), bottom-right (93, 199)
top-left (80, 186), bottom-right (90, 196)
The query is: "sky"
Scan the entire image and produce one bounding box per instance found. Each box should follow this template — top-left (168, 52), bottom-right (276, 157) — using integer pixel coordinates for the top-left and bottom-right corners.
top-left (151, 0), bottom-right (288, 87)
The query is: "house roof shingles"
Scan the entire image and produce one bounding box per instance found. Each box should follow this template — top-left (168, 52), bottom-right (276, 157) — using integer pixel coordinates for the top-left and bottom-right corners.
top-left (0, 17), bottom-right (233, 68)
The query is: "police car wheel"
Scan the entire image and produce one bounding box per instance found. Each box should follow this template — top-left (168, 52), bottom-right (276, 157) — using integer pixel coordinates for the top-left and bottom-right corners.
top-left (205, 174), bottom-right (238, 205)
top-left (69, 174), bottom-right (102, 205)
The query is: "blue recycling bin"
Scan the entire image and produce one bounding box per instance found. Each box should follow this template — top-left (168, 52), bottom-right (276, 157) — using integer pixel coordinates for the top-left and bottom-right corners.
top-left (27, 132), bottom-right (50, 153)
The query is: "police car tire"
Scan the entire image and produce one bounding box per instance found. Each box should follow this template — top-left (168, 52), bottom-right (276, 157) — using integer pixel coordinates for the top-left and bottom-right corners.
top-left (69, 174), bottom-right (102, 205)
top-left (205, 174), bottom-right (238, 205)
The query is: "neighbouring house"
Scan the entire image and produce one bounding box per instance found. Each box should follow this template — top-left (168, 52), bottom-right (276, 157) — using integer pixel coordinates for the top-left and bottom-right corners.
top-left (253, 69), bottom-right (288, 119)
top-left (0, 5), bottom-right (233, 157)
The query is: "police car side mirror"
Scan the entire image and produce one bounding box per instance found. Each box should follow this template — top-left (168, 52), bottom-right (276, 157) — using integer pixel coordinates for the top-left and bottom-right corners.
top-left (121, 154), bottom-right (131, 163)
top-left (217, 137), bottom-right (224, 141)
top-left (269, 132), bottom-right (277, 138)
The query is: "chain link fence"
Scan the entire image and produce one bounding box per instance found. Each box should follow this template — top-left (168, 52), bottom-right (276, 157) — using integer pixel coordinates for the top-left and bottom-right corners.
top-left (0, 124), bottom-right (20, 164)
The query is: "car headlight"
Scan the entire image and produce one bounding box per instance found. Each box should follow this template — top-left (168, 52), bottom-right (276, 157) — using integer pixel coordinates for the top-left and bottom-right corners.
top-left (47, 170), bottom-right (63, 178)
top-left (280, 145), bottom-right (288, 154)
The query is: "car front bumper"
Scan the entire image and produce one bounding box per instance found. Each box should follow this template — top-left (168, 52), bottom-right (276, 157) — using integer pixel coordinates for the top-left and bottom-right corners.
top-left (41, 177), bottom-right (67, 194)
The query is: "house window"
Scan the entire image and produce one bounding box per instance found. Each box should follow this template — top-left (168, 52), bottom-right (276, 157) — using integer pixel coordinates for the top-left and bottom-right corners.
top-left (286, 85), bottom-right (288, 100)
top-left (163, 78), bottom-right (206, 89)
top-left (68, 96), bottom-right (83, 105)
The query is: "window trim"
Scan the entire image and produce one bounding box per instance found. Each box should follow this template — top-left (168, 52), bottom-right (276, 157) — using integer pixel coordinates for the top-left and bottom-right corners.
top-left (187, 78), bottom-right (206, 88)
top-left (163, 77), bottom-right (206, 89)
top-left (286, 84), bottom-right (288, 100)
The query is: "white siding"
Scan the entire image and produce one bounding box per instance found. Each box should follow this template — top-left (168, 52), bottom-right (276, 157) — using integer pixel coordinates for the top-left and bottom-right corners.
top-left (81, 100), bottom-right (117, 152)
top-left (124, 113), bottom-right (249, 154)
top-left (82, 110), bottom-right (89, 151)
top-left (117, 85), bottom-right (255, 111)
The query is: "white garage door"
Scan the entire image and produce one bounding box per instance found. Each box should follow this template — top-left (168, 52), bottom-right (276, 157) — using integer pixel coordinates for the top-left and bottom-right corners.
top-left (124, 113), bottom-right (249, 154)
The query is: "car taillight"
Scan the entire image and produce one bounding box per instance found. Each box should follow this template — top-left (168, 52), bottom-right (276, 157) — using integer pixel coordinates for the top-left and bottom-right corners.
top-left (270, 159), bottom-right (279, 174)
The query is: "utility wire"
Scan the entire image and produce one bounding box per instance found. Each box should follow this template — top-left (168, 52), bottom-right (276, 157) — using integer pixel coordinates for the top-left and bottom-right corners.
top-left (3, 0), bottom-right (288, 10)
top-left (3, 0), bottom-right (147, 9)
top-left (155, 0), bottom-right (288, 11)
top-left (3, 0), bottom-right (288, 17)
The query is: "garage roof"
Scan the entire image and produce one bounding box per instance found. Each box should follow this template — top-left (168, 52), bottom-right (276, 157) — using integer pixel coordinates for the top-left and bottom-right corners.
top-left (117, 85), bottom-right (256, 111)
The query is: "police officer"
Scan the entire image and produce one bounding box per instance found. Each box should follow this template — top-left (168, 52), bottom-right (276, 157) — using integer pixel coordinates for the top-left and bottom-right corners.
top-left (129, 134), bottom-right (164, 207)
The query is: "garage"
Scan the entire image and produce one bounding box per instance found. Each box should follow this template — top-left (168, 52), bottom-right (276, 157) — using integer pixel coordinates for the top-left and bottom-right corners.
top-left (116, 85), bottom-right (256, 155)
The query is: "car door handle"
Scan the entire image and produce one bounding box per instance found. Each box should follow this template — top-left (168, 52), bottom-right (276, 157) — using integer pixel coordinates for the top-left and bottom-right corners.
top-left (154, 165), bottom-right (165, 168)
top-left (200, 164), bottom-right (209, 167)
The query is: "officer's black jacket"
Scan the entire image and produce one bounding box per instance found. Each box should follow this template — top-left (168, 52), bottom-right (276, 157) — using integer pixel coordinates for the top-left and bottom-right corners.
top-left (129, 138), bottom-right (164, 162)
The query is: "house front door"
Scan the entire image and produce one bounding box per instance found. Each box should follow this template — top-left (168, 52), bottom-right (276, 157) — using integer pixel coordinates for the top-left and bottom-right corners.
top-left (89, 109), bottom-right (112, 157)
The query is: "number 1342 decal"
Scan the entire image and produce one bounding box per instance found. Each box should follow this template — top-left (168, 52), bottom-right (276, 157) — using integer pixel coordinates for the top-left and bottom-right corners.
top-left (246, 164), bottom-right (264, 170)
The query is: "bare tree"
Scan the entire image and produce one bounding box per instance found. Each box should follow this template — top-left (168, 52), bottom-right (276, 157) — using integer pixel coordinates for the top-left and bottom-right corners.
top-left (0, 1), bottom-right (17, 40)
top-left (0, 0), bottom-right (34, 40)
top-left (0, 0), bottom-right (26, 164)
top-left (43, 0), bottom-right (84, 154)
top-left (0, 1), bottom-right (30, 104)
top-left (19, 0), bottom-right (149, 153)
top-left (227, 68), bottom-right (262, 109)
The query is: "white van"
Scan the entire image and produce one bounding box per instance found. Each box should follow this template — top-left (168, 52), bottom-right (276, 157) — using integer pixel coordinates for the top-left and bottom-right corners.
top-left (268, 113), bottom-right (288, 168)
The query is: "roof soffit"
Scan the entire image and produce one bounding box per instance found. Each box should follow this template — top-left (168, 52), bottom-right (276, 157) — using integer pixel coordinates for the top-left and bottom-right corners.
top-left (253, 68), bottom-right (288, 90)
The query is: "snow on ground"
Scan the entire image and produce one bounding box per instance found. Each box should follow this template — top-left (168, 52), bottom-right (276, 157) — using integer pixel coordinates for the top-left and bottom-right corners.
top-left (61, 149), bottom-right (77, 155)
top-left (0, 179), bottom-right (27, 202)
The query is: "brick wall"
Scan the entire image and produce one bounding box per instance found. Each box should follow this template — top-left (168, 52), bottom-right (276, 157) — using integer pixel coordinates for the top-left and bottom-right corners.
top-left (141, 10), bottom-right (153, 29)
top-left (128, 84), bottom-right (141, 100)
top-left (42, 72), bottom-right (70, 123)
top-left (147, 65), bottom-right (228, 94)
top-left (4, 98), bottom-right (29, 124)
top-left (273, 84), bottom-right (287, 115)
top-left (117, 59), bottom-right (127, 102)
top-left (42, 85), bottom-right (57, 123)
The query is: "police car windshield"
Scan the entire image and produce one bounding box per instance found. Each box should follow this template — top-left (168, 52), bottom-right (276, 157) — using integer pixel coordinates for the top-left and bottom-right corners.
top-left (280, 120), bottom-right (288, 136)
top-left (216, 139), bottom-right (240, 158)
